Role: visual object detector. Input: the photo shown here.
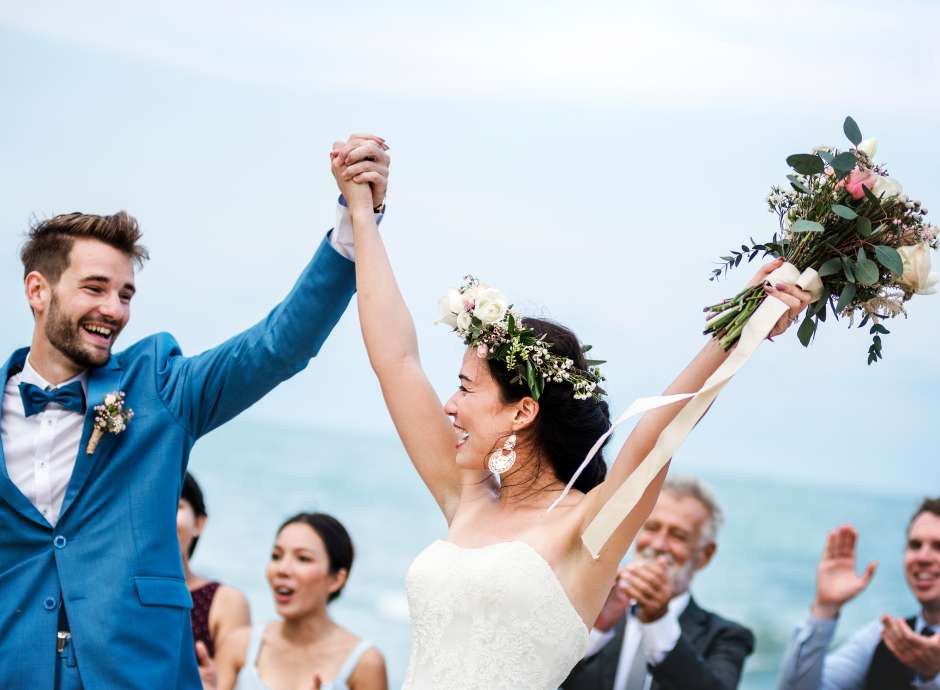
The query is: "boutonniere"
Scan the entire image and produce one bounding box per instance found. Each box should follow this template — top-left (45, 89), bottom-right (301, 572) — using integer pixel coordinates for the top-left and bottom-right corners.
top-left (86, 391), bottom-right (134, 455)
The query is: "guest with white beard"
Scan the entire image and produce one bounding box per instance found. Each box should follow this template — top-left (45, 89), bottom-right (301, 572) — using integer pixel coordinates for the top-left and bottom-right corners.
top-left (562, 476), bottom-right (754, 690)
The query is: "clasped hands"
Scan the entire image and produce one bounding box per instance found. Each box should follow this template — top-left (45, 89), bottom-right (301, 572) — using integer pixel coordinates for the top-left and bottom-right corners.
top-left (595, 558), bottom-right (676, 631)
top-left (330, 133), bottom-right (390, 213)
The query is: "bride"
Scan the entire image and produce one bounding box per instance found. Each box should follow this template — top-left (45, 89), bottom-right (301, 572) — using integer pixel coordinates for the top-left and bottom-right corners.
top-left (331, 136), bottom-right (812, 689)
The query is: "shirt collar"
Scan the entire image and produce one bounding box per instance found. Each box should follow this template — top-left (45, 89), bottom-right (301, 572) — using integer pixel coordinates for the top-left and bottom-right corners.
top-left (669, 590), bottom-right (692, 616)
top-left (22, 352), bottom-right (89, 394)
top-left (915, 613), bottom-right (938, 634)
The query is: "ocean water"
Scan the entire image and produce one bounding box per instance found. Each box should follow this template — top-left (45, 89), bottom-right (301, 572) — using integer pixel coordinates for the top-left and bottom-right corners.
top-left (189, 419), bottom-right (921, 690)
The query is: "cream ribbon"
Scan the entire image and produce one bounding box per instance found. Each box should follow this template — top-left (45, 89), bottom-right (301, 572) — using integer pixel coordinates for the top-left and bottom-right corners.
top-left (547, 263), bottom-right (823, 559)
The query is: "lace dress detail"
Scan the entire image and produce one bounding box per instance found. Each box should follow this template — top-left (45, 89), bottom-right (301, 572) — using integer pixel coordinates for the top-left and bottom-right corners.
top-left (403, 540), bottom-right (589, 690)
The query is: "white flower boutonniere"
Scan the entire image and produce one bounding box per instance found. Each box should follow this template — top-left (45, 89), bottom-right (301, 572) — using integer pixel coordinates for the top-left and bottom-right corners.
top-left (86, 391), bottom-right (134, 455)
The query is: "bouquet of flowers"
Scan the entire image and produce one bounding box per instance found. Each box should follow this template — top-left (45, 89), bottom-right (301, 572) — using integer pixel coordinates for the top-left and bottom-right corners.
top-left (704, 117), bottom-right (937, 363)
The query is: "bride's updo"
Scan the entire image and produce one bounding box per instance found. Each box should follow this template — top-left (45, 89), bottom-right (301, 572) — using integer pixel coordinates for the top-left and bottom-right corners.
top-left (486, 318), bottom-right (611, 493)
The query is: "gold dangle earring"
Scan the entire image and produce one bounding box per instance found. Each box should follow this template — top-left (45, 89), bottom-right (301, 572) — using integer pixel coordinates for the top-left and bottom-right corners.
top-left (488, 434), bottom-right (517, 475)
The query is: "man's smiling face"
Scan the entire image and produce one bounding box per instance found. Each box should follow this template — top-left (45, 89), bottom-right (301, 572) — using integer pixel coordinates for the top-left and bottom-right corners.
top-left (36, 238), bottom-right (136, 368)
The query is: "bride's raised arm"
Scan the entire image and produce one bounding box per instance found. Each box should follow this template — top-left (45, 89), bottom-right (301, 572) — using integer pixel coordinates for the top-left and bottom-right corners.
top-left (330, 142), bottom-right (464, 518)
top-left (576, 259), bottom-right (814, 565)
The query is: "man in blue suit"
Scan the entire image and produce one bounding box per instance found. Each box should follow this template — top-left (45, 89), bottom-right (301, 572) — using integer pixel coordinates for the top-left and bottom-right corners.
top-left (0, 134), bottom-right (390, 690)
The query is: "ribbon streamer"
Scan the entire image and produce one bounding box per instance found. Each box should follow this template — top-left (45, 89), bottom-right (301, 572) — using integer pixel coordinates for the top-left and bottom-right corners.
top-left (547, 263), bottom-right (822, 559)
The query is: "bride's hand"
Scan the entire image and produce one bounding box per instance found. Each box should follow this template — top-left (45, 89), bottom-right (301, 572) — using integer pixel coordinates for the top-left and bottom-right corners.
top-left (747, 258), bottom-right (815, 338)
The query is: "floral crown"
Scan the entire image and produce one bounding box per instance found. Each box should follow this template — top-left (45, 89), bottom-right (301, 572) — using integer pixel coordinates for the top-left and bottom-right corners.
top-left (436, 275), bottom-right (606, 401)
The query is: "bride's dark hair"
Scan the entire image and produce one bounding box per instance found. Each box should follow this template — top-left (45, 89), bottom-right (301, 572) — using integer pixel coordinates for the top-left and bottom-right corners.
top-left (486, 318), bottom-right (611, 494)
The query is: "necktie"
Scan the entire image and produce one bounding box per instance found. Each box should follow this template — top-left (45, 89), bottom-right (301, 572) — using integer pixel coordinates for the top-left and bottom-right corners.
top-left (625, 606), bottom-right (650, 690)
top-left (18, 381), bottom-right (86, 416)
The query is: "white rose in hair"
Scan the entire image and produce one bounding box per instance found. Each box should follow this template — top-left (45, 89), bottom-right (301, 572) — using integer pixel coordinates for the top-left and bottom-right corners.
top-left (436, 288), bottom-right (463, 328)
top-left (873, 175), bottom-right (903, 199)
top-left (473, 288), bottom-right (508, 324)
top-left (456, 310), bottom-right (473, 331)
top-left (898, 243), bottom-right (939, 295)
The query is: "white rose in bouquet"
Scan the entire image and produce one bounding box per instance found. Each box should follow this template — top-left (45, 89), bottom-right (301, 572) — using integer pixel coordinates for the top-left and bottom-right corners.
top-left (456, 310), bottom-right (473, 331)
top-left (857, 138), bottom-right (878, 158)
top-left (873, 175), bottom-right (903, 199)
top-left (898, 243), bottom-right (939, 295)
top-left (473, 288), bottom-right (509, 324)
top-left (436, 288), bottom-right (464, 328)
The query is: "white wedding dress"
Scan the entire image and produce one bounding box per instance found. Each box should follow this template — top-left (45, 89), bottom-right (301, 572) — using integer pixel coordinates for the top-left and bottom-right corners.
top-left (402, 539), bottom-right (589, 690)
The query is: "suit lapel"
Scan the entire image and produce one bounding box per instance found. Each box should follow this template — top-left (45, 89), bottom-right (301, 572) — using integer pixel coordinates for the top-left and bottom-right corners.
top-left (0, 348), bottom-right (53, 527)
top-left (58, 356), bottom-right (123, 521)
top-left (678, 597), bottom-right (710, 648)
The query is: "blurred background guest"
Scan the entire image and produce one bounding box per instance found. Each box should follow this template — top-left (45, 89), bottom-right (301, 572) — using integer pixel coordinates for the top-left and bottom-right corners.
top-left (562, 475), bottom-right (754, 690)
top-left (179, 472), bottom-right (251, 657)
top-left (206, 512), bottom-right (387, 690)
top-left (777, 498), bottom-right (940, 690)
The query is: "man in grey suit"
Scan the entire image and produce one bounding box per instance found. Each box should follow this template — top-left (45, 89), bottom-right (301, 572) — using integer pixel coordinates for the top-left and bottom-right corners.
top-left (562, 476), bottom-right (754, 690)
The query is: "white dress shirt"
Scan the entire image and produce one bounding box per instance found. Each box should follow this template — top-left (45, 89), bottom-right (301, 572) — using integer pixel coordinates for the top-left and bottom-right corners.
top-left (1, 355), bottom-right (89, 526)
top-left (583, 591), bottom-right (691, 690)
top-left (330, 196), bottom-right (384, 261)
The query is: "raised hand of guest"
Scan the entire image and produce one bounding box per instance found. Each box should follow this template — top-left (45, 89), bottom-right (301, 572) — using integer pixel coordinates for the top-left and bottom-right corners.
top-left (623, 557), bottom-right (675, 623)
top-left (195, 641), bottom-right (218, 690)
top-left (812, 525), bottom-right (878, 619)
top-left (881, 616), bottom-right (940, 680)
top-left (331, 134), bottom-right (390, 211)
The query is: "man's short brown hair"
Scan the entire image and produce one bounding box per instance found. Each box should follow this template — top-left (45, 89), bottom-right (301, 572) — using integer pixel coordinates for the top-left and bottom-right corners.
top-left (21, 211), bottom-right (149, 283)
top-left (909, 497), bottom-right (940, 531)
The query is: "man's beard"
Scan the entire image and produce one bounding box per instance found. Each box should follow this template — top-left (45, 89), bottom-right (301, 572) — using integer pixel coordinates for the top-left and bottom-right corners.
top-left (44, 293), bottom-right (116, 369)
top-left (635, 546), bottom-right (697, 594)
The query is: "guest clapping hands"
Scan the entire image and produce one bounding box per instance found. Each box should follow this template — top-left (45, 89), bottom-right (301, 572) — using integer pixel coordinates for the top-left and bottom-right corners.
top-left (778, 498), bottom-right (940, 689)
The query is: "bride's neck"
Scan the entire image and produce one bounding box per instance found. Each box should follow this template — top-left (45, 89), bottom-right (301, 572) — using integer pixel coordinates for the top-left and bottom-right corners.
top-left (496, 453), bottom-right (563, 507)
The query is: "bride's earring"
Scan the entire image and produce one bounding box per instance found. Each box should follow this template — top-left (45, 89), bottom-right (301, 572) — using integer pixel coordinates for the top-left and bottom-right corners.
top-left (488, 434), bottom-right (517, 475)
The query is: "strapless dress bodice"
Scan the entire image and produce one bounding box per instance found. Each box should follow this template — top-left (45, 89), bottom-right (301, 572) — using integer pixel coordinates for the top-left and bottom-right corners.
top-left (402, 539), bottom-right (589, 690)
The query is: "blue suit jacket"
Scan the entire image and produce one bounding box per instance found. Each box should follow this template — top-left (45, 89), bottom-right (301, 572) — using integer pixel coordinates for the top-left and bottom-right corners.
top-left (0, 235), bottom-right (355, 690)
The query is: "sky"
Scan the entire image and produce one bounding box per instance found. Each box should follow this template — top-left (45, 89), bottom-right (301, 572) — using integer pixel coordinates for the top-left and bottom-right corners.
top-left (1, 1), bottom-right (938, 495)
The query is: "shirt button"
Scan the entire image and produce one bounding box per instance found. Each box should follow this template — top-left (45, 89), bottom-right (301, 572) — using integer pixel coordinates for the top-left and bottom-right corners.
top-left (44, 597), bottom-right (57, 611)
top-left (53, 536), bottom-right (67, 549)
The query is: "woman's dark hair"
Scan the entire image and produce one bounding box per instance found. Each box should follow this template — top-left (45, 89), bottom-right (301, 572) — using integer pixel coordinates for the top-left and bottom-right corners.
top-left (277, 512), bottom-right (354, 603)
top-left (181, 472), bottom-right (207, 559)
top-left (486, 317), bottom-right (611, 495)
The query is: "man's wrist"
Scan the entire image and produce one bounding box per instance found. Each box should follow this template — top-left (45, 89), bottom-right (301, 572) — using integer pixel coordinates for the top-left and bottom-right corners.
top-left (811, 600), bottom-right (842, 620)
top-left (637, 605), bottom-right (669, 624)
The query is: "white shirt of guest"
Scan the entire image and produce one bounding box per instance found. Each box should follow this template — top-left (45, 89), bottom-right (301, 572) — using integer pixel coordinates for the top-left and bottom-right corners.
top-left (1, 354), bottom-right (89, 527)
top-left (583, 591), bottom-right (691, 690)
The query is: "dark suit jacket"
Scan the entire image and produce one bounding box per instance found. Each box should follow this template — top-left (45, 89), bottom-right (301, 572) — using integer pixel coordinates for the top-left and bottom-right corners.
top-left (561, 597), bottom-right (755, 690)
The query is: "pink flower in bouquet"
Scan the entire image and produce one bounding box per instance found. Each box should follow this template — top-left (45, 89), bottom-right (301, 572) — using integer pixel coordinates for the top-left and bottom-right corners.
top-left (841, 168), bottom-right (878, 200)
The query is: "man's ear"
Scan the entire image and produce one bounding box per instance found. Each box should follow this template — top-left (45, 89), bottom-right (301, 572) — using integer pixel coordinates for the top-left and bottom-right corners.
top-left (696, 542), bottom-right (717, 571)
top-left (25, 271), bottom-right (51, 316)
top-left (511, 397), bottom-right (540, 432)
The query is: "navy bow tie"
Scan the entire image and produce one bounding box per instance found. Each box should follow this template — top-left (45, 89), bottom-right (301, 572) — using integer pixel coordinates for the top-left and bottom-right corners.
top-left (18, 381), bottom-right (86, 417)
